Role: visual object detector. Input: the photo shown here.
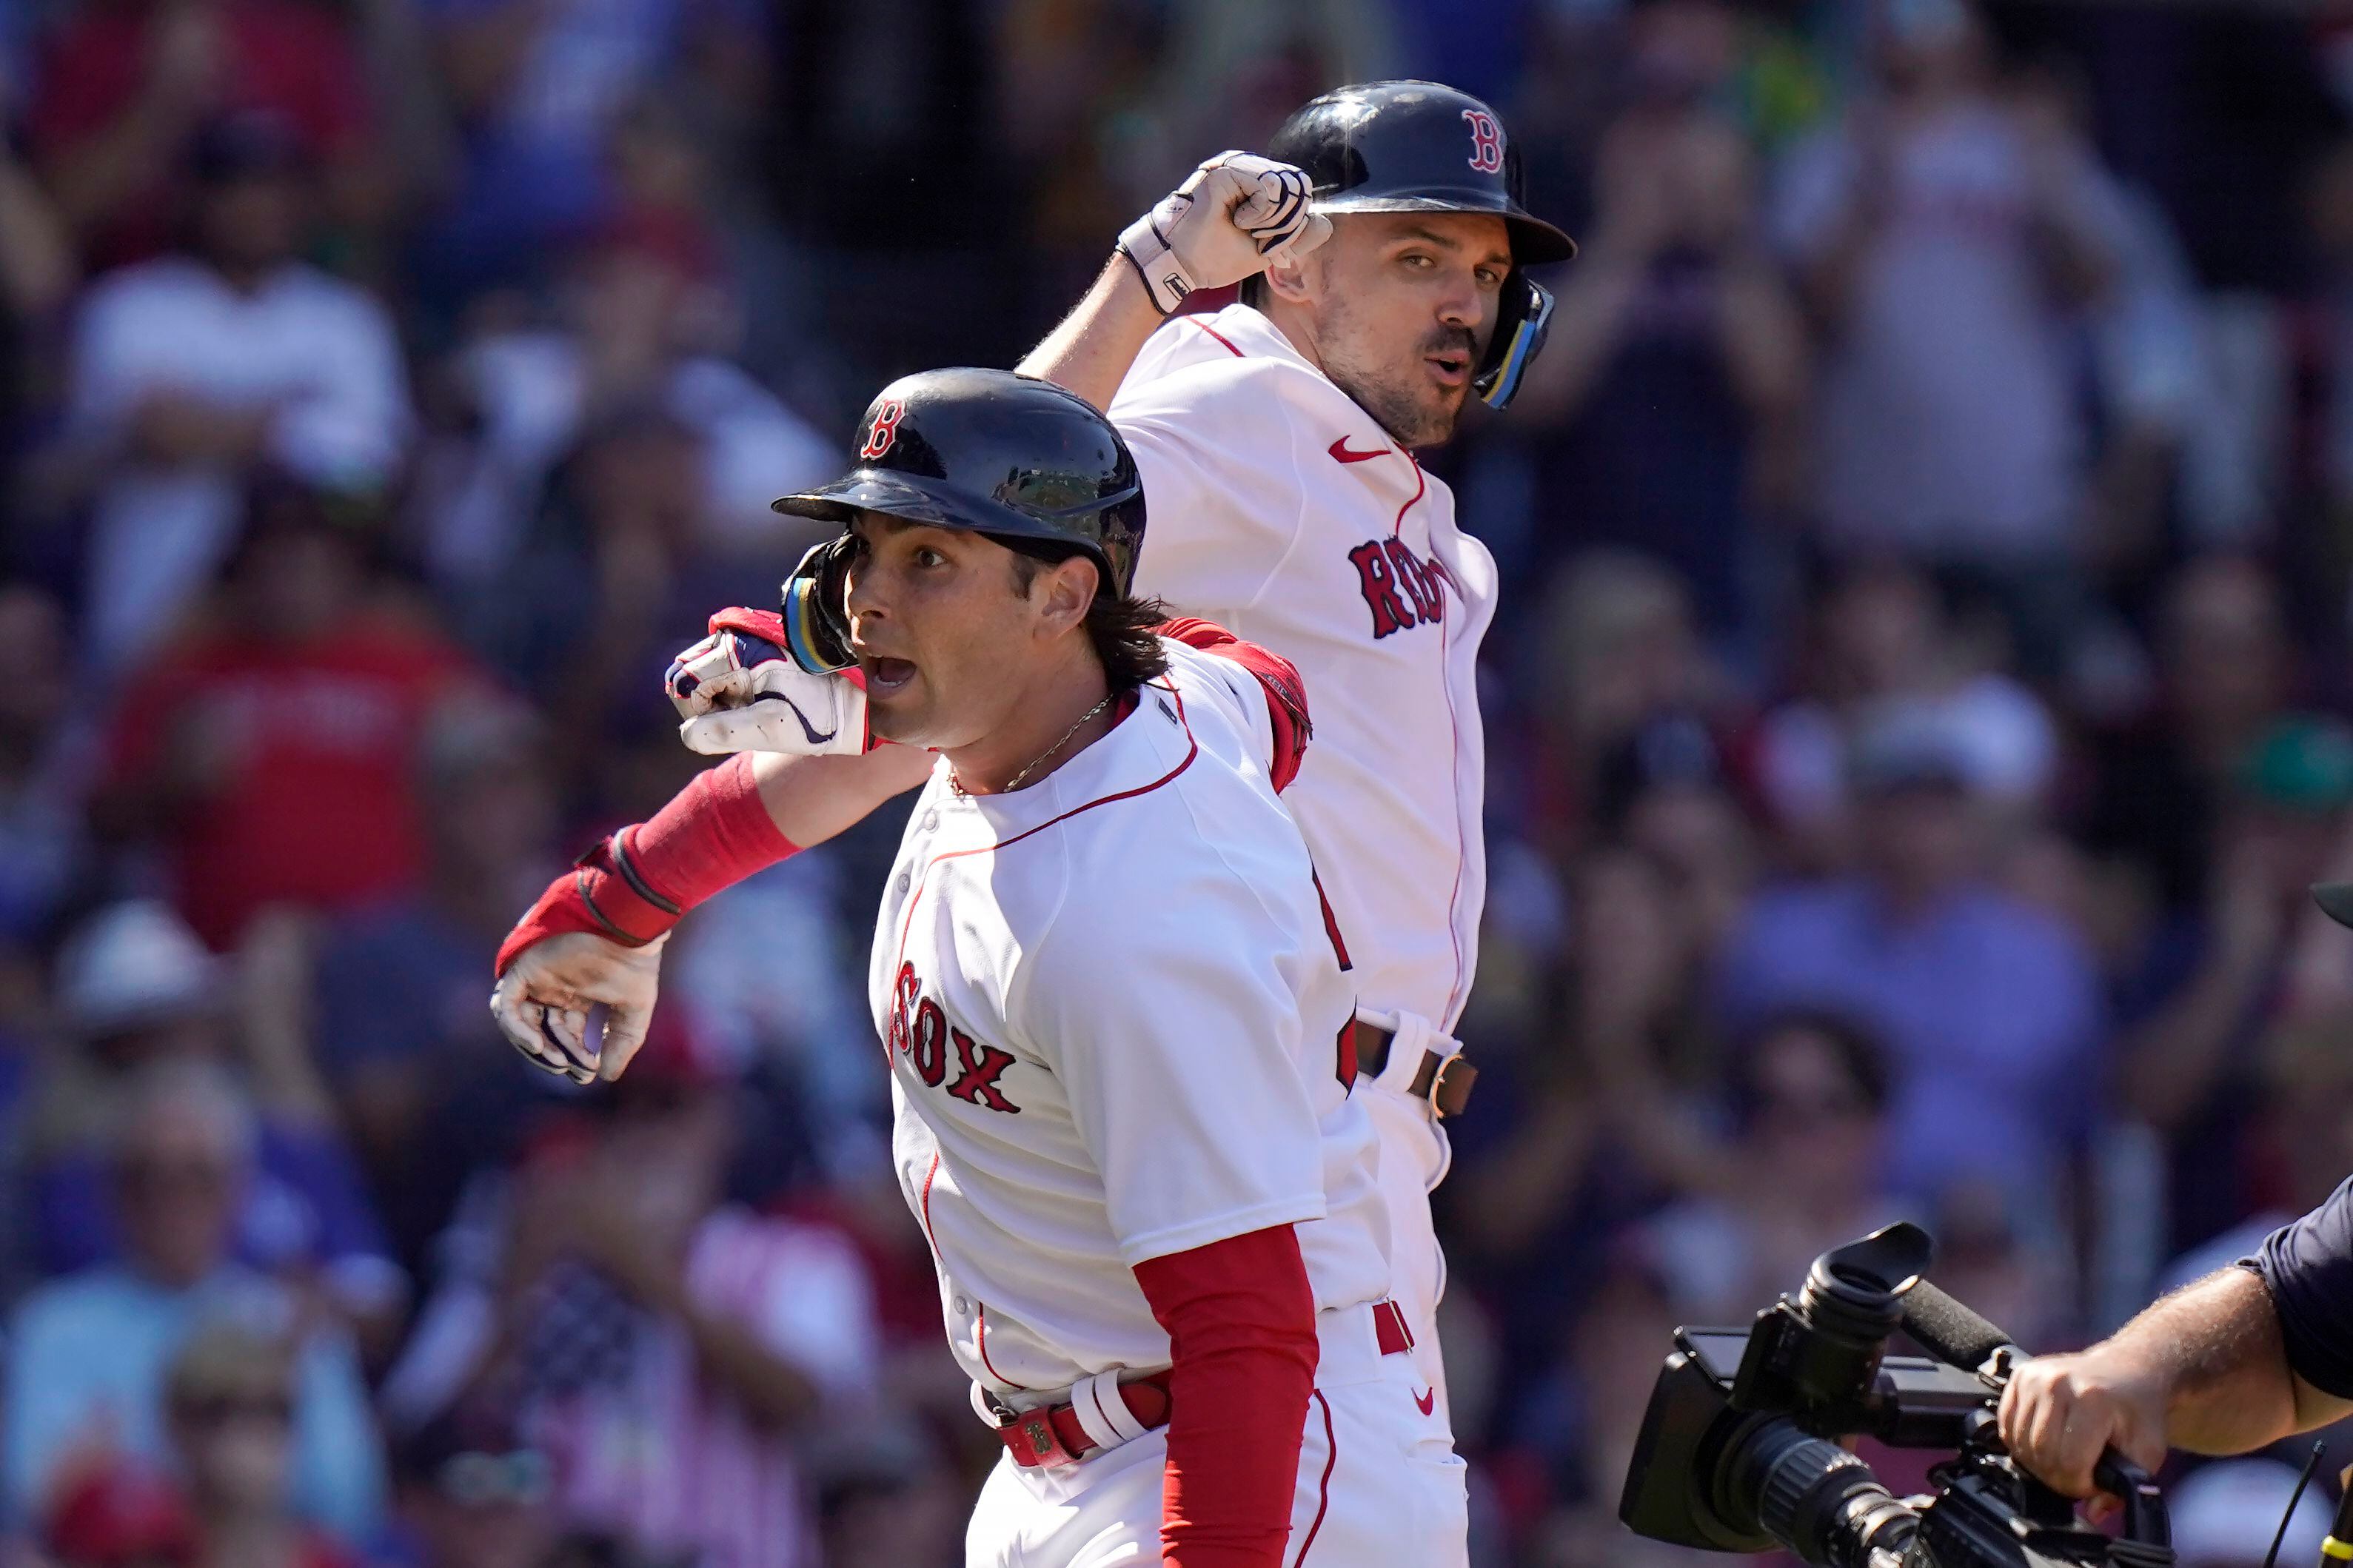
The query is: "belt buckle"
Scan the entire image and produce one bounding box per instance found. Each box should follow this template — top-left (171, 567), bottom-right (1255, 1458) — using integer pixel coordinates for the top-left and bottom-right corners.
top-left (1427, 1051), bottom-right (1467, 1120)
top-left (988, 1391), bottom-right (1079, 1468)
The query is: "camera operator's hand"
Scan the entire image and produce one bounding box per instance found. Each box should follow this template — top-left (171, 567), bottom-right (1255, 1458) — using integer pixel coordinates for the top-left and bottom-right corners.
top-left (1997, 1347), bottom-right (2169, 1504)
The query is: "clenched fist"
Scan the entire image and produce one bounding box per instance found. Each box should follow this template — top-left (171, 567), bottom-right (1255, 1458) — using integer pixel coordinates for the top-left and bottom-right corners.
top-left (491, 930), bottom-right (667, 1085)
top-left (1117, 152), bottom-right (1333, 315)
top-left (666, 607), bottom-right (868, 757)
top-left (1996, 1347), bottom-right (2169, 1501)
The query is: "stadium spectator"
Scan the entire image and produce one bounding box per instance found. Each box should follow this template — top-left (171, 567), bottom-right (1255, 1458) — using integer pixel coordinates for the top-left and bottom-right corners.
top-left (380, 1020), bottom-right (878, 1568)
top-left (23, 901), bottom-right (401, 1330)
top-left (2115, 717), bottom-right (2353, 1256)
top-left (1510, 0), bottom-right (1807, 651)
top-left (1769, 0), bottom-right (2126, 663)
top-left (1751, 563), bottom-right (2058, 871)
top-left (312, 696), bottom-right (563, 1270)
top-left (385, 1412), bottom-right (560, 1568)
top-left (1639, 1010), bottom-right (1908, 1321)
top-left (413, 0), bottom-right (771, 300)
top-left (2078, 555), bottom-right (2292, 923)
top-left (53, 109), bottom-right (409, 669)
top-left (1718, 701), bottom-right (2104, 1228)
top-left (160, 1319), bottom-right (365, 1568)
top-left (88, 480), bottom-right (479, 949)
top-left (24, 0), bottom-right (384, 267)
top-left (1, 1058), bottom-right (384, 1540)
top-left (411, 200), bottom-right (830, 606)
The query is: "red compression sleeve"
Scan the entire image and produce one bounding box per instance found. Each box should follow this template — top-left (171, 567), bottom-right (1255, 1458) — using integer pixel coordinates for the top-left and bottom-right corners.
top-left (495, 754), bottom-right (797, 974)
top-left (1132, 1225), bottom-right (1319, 1568)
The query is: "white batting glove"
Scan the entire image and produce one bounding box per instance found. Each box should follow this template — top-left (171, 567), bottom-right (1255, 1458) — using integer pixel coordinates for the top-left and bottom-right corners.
top-left (1117, 151), bottom-right (1333, 315)
top-left (666, 608), bottom-right (868, 757)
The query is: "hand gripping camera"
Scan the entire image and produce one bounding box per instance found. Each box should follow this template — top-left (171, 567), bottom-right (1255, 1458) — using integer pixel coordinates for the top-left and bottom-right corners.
top-left (1618, 1224), bottom-right (2175, 1568)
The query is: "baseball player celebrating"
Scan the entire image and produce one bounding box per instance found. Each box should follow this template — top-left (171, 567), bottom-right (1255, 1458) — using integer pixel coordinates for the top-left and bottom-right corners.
top-left (490, 370), bottom-right (1468, 1567)
top-left (665, 81), bottom-right (1575, 1422)
top-left (1017, 81), bottom-right (1576, 1418)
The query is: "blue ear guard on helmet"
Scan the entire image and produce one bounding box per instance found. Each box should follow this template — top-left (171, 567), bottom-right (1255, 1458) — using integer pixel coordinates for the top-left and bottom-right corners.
top-left (780, 535), bottom-right (857, 674)
top-left (1473, 274), bottom-right (1555, 411)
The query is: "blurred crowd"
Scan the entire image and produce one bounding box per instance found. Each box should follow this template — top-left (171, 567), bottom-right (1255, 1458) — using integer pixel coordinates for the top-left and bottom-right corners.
top-left (2, 0), bottom-right (2353, 1564)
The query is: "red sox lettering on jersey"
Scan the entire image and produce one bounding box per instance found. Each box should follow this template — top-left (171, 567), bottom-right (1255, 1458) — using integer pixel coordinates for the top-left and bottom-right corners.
top-left (1108, 305), bottom-right (1497, 1043)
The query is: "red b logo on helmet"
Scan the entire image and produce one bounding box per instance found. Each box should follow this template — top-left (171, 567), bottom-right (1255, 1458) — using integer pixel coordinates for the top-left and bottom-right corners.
top-left (860, 399), bottom-right (906, 461)
top-left (1462, 110), bottom-right (1504, 174)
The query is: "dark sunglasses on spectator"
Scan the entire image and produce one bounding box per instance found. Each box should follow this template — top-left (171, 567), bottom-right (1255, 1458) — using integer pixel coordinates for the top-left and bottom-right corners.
top-left (178, 1393), bottom-right (294, 1429)
top-left (438, 1450), bottom-right (553, 1507)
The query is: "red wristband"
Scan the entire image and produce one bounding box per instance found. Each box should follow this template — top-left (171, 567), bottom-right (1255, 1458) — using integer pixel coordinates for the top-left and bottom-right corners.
top-left (495, 754), bottom-right (799, 976)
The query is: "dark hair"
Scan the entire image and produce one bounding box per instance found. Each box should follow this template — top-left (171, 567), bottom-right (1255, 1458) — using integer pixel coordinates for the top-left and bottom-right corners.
top-left (1727, 1008), bottom-right (1891, 1131)
top-left (1239, 272), bottom-right (1268, 310)
top-left (1007, 550), bottom-right (1171, 689)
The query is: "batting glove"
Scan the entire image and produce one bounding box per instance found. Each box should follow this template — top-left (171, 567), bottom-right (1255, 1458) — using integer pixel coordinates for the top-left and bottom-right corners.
top-left (1117, 151), bottom-right (1333, 315)
top-left (666, 607), bottom-right (868, 757)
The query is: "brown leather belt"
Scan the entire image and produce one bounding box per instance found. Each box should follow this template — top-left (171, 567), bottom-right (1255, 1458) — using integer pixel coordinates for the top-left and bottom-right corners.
top-left (989, 1303), bottom-right (1417, 1469)
top-left (1352, 1019), bottom-right (1476, 1119)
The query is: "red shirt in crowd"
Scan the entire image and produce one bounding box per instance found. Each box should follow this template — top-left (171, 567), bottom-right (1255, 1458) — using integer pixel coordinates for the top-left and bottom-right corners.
top-left (28, 0), bottom-right (375, 265)
top-left (103, 609), bottom-right (478, 950)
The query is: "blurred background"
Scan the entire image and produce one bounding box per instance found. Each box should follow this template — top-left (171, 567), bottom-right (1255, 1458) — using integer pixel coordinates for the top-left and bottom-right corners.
top-left (2, 0), bottom-right (2353, 1563)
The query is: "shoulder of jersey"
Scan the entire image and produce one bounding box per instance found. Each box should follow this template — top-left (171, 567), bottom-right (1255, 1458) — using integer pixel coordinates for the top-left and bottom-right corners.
top-left (1117, 306), bottom-right (1347, 415)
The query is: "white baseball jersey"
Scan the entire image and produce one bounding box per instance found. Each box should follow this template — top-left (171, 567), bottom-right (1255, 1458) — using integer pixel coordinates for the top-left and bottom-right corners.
top-left (871, 637), bottom-right (1391, 1397)
top-left (1109, 304), bottom-right (1498, 1038)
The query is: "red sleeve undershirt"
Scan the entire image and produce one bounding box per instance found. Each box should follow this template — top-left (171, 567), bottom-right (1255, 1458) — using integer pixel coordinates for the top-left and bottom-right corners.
top-left (1131, 1224), bottom-right (1319, 1568)
top-left (1154, 619), bottom-right (1311, 793)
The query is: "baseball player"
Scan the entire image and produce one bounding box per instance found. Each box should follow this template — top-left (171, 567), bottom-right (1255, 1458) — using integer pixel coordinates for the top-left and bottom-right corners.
top-left (1017, 80), bottom-right (1576, 1418)
top-left (490, 369), bottom-right (1469, 1567)
top-left (662, 81), bottom-right (1574, 1422)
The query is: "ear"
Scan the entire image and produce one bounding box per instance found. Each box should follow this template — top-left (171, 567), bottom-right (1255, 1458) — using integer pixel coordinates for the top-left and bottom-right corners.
top-left (1031, 555), bottom-right (1098, 639)
top-left (1262, 247), bottom-right (1316, 306)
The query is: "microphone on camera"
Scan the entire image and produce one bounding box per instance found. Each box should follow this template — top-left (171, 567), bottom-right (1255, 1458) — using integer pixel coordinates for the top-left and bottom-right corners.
top-left (1901, 1279), bottom-right (2021, 1378)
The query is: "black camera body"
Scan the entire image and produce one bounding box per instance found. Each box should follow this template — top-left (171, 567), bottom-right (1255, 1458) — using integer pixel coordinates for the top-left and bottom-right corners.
top-left (1617, 1225), bottom-right (2175, 1568)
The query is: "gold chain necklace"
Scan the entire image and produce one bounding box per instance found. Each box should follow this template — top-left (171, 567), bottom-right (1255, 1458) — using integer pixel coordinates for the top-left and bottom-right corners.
top-left (957, 691), bottom-right (1117, 796)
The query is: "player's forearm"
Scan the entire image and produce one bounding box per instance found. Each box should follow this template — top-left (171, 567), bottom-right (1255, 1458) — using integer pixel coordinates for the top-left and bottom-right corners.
top-left (1134, 1227), bottom-right (1319, 1568)
top-left (1016, 255), bottom-right (1164, 414)
top-left (749, 746), bottom-right (932, 848)
top-left (2107, 1267), bottom-right (2303, 1455)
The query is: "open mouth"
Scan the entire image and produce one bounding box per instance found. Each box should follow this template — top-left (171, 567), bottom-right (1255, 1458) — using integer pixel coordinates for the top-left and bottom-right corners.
top-left (1426, 352), bottom-right (1470, 389)
top-left (861, 655), bottom-right (918, 697)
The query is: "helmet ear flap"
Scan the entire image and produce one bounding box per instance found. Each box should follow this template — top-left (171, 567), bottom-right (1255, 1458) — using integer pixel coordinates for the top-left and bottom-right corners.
top-left (779, 533), bottom-right (857, 674)
top-left (1473, 273), bottom-right (1555, 411)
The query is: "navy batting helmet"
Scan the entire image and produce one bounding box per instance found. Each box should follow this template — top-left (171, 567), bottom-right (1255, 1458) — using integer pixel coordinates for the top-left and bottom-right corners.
top-left (1268, 81), bottom-right (1575, 411)
top-left (769, 368), bottom-right (1147, 674)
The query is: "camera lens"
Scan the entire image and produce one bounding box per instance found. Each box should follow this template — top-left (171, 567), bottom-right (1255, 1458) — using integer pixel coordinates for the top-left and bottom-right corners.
top-left (1726, 1419), bottom-right (1918, 1568)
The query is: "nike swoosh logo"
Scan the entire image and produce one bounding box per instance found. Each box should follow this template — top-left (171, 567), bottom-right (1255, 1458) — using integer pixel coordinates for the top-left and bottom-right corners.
top-left (1328, 436), bottom-right (1389, 464)
top-left (1413, 1387), bottom-right (1435, 1415)
top-left (755, 693), bottom-right (837, 746)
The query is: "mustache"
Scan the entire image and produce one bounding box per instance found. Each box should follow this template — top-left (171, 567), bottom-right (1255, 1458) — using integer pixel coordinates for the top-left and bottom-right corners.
top-left (1421, 325), bottom-right (1480, 360)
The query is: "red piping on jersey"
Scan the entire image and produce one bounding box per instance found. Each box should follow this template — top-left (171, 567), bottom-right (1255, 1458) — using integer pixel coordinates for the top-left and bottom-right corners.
top-left (1393, 455), bottom-right (1428, 537)
top-left (1190, 318), bottom-right (1246, 358)
top-left (888, 679), bottom-right (1200, 974)
top-left (974, 1304), bottom-right (1011, 1384)
top-left (918, 1151), bottom-right (942, 1257)
top-left (1437, 564), bottom-right (1470, 1025)
top-left (1290, 1390), bottom-right (1338, 1567)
